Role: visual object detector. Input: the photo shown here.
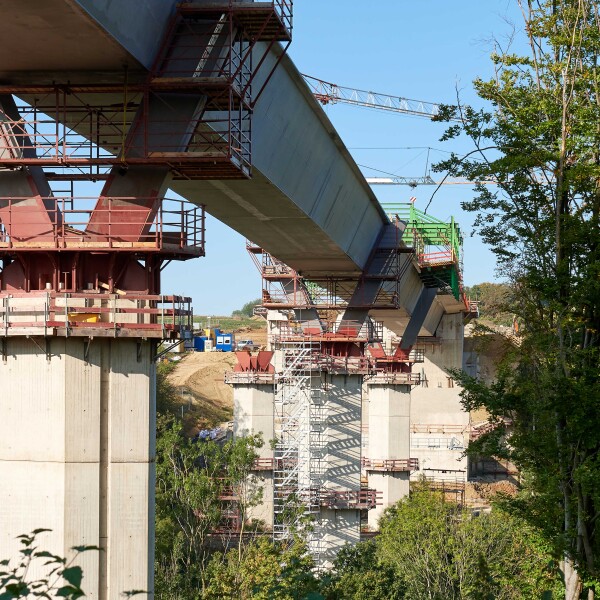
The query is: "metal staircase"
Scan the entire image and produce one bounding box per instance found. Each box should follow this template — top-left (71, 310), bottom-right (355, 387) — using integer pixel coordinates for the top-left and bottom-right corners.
top-left (272, 333), bottom-right (326, 564)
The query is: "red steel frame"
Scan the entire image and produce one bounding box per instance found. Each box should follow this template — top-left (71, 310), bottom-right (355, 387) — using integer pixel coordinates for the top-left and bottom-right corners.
top-left (247, 240), bottom-right (410, 311)
top-left (0, 2), bottom-right (294, 340)
top-left (0, 2), bottom-right (292, 181)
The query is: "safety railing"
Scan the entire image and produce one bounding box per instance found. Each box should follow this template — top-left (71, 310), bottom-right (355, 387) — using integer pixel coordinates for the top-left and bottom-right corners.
top-left (274, 319), bottom-right (372, 340)
top-left (368, 371), bottom-right (421, 385)
top-left (152, 9), bottom-right (253, 88)
top-left (0, 112), bottom-right (250, 175)
top-left (0, 293), bottom-right (192, 338)
top-left (0, 197), bottom-right (205, 254)
top-left (316, 353), bottom-right (371, 374)
top-left (178, 1), bottom-right (293, 42)
top-left (411, 436), bottom-right (465, 450)
top-left (318, 488), bottom-right (381, 510)
top-left (361, 458), bottom-right (419, 472)
top-left (412, 423), bottom-right (467, 434)
top-left (224, 371), bottom-right (276, 385)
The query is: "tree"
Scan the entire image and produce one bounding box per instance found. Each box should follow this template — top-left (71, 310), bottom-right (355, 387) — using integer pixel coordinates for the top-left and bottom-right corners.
top-left (320, 539), bottom-right (404, 600)
top-left (232, 298), bottom-right (262, 318)
top-left (154, 412), bottom-right (264, 598)
top-left (0, 529), bottom-right (98, 599)
top-left (375, 489), bottom-right (562, 600)
top-left (435, 1), bottom-right (600, 596)
top-left (204, 536), bottom-right (320, 600)
top-left (464, 282), bottom-right (513, 326)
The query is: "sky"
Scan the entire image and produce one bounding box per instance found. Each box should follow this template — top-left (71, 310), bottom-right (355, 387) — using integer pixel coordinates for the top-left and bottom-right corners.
top-left (162, 0), bottom-right (525, 316)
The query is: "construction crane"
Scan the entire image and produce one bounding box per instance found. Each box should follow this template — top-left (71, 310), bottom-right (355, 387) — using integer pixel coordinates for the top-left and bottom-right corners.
top-left (303, 74), bottom-right (445, 119)
top-left (366, 176), bottom-right (496, 187)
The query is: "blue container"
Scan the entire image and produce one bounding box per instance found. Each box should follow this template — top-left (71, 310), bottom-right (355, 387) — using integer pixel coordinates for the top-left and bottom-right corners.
top-left (193, 336), bottom-right (207, 352)
top-left (215, 333), bottom-right (234, 352)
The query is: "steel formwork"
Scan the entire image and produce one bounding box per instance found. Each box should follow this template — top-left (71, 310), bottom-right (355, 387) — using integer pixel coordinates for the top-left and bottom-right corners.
top-left (247, 241), bottom-right (409, 310)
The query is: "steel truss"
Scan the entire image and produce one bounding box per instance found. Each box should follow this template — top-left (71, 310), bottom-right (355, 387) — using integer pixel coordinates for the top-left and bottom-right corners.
top-left (0, 1), bottom-right (292, 181)
top-left (246, 239), bottom-right (411, 311)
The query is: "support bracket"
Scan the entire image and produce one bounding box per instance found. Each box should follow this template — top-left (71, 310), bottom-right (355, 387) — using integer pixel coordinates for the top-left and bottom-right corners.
top-left (153, 339), bottom-right (182, 362)
top-left (26, 335), bottom-right (51, 362)
top-left (83, 337), bottom-right (92, 363)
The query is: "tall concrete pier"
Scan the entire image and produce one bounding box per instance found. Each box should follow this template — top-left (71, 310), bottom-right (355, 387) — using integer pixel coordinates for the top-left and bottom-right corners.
top-left (0, 294), bottom-right (195, 597)
top-left (0, 338), bottom-right (156, 595)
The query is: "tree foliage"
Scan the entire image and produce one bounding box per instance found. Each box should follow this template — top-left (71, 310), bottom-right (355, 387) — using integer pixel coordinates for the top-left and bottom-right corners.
top-left (320, 539), bottom-right (404, 600)
top-left (154, 413), bottom-right (264, 598)
top-left (464, 282), bottom-right (513, 326)
top-left (204, 537), bottom-right (320, 599)
top-left (435, 1), bottom-right (600, 596)
top-left (0, 530), bottom-right (98, 599)
top-left (231, 298), bottom-right (262, 318)
top-left (376, 489), bottom-right (561, 600)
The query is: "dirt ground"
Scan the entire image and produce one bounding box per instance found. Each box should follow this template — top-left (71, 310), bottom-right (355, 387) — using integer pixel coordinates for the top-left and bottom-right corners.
top-left (167, 351), bottom-right (238, 431)
top-left (167, 321), bottom-right (268, 431)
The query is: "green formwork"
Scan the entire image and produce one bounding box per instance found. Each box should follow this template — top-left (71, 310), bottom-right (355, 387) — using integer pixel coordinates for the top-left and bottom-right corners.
top-left (381, 203), bottom-right (463, 300)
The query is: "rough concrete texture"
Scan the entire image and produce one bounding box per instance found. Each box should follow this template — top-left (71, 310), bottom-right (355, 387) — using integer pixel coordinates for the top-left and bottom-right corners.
top-left (366, 384), bottom-right (411, 529)
top-left (367, 473), bottom-right (409, 530)
top-left (0, 337), bottom-right (155, 599)
top-left (410, 314), bottom-right (469, 482)
top-left (233, 384), bottom-right (275, 526)
top-left (320, 508), bottom-right (361, 568)
top-left (233, 385), bottom-right (274, 449)
top-left (325, 375), bottom-right (361, 490)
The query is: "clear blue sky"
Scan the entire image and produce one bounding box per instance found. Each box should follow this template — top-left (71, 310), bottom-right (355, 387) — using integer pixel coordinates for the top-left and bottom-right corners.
top-left (163, 1), bottom-right (523, 315)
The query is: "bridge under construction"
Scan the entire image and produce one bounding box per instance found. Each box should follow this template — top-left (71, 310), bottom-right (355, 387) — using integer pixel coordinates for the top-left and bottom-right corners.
top-left (0, 0), bottom-right (476, 593)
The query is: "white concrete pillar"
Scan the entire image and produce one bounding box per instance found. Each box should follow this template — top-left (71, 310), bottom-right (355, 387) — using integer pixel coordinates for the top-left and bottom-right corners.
top-left (233, 384), bottom-right (275, 527)
top-left (319, 374), bottom-right (362, 567)
top-left (411, 313), bottom-right (469, 483)
top-left (366, 383), bottom-right (411, 530)
top-left (0, 337), bottom-right (155, 599)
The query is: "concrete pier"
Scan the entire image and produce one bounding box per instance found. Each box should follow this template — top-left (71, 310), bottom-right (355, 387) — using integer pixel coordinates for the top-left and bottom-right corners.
top-left (411, 314), bottom-right (469, 484)
top-left (320, 374), bottom-right (362, 566)
top-left (366, 383), bottom-right (411, 530)
top-left (233, 383), bottom-right (275, 526)
top-left (0, 337), bottom-right (155, 598)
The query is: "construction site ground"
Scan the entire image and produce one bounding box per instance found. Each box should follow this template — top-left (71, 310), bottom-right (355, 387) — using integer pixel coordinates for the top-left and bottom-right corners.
top-left (164, 318), bottom-right (268, 433)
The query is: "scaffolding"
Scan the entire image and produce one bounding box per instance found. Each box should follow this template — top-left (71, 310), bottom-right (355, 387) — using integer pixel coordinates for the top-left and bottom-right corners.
top-left (272, 332), bottom-right (326, 564)
top-left (246, 223), bottom-right (411, 311)
top-left (381, 203), bottom-right (470, 305)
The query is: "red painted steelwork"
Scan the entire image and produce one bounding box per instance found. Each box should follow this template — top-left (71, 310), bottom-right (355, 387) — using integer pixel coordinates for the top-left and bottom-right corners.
top-left (0, 292), bottom-right (192, 338)
top-left (0, 196), bottom-right (205, 253)
top-left (361, 458), bottom-right (419, 472)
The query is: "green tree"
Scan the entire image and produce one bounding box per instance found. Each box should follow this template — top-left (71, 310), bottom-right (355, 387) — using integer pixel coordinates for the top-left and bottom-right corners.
top-left (154, 412), bottom-right (264, 598)
top-left (205, 536), bottom-right (320, 600)
top-left (0, 529), bottom-right (98, 599)
top-left (376, 489), bottom-right (561, 600)
top-left (232, 298), bottom-right (262, 318)
top-left (320, 539), bottom-right (404, 600)
top-left (435, 1), bottom-right (600, 596)
top-left (464, 282), bottom-right (513, 326)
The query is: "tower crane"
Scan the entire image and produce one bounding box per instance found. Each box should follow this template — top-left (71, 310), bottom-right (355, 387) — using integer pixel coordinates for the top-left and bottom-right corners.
top-left (366, 176), bottom-right (496, 187)
top-left (302, 75), bottom-right (490, 188)
top-left (302, 74), bottom-right (446, 119)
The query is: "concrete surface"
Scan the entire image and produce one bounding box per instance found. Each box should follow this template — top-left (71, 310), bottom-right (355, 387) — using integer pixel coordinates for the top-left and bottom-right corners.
top-left (0, 337), bottom-right (155, 599)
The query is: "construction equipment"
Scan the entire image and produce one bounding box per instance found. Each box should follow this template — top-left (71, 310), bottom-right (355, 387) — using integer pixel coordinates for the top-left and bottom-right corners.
top-left (303, 75), bottom-right (444, 119)
top-left (366, 176), bottom-right (496, 187)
